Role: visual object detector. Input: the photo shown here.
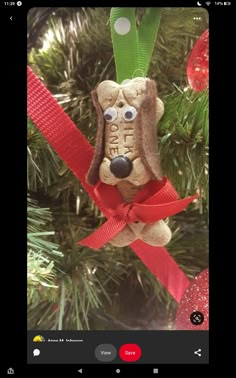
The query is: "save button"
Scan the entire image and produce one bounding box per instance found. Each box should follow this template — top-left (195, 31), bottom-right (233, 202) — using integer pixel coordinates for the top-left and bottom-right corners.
top-left (119, 344), bottom-right (142, 362)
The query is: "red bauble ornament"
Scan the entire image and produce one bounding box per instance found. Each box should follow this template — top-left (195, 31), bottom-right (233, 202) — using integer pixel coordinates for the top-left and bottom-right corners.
top-left (176, 268), bottom-right (209, 330)
top-left (187, 29), bottom-right (209, 92)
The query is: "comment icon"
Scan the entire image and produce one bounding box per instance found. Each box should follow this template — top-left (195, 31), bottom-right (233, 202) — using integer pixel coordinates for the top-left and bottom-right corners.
top-left (33, 349), bottom-right (40, 357)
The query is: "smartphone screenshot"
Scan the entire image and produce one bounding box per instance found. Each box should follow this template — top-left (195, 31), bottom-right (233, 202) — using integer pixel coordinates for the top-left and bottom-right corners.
top-left (2, 1), bottom-right (228, 375)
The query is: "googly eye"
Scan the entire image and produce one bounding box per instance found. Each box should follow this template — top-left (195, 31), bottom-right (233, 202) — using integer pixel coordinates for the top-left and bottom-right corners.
top-left (122, 106), bottom-right (137, 121)
top-left (103, 107), bottom-right (117, 122)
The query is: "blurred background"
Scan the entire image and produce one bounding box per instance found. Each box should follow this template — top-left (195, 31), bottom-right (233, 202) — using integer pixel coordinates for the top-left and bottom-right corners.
top-left (27, 7), bottom-right (209, 330)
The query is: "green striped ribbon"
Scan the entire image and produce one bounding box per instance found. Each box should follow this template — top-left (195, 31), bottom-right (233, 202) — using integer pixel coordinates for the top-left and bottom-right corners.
top-left (110, 7), bottom-right (162, 83)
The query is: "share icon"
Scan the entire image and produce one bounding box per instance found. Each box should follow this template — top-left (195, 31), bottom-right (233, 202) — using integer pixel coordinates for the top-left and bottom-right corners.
top-left (194, 349), bottom-right (202, 357)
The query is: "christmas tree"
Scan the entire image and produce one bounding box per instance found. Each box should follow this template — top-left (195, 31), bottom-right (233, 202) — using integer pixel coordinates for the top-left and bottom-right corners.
top-left (27, 7), bottom-right (208, 330)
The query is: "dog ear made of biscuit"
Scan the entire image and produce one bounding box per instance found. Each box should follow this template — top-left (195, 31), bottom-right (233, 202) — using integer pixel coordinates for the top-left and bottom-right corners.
top-left (135, 79), bottom-right (163, 182)
top-left (86, 90), bottom-right (105, 185)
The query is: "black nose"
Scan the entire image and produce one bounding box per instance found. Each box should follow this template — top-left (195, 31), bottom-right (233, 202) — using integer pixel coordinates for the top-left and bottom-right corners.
top-left (110, 155), bottom-right (133, 178)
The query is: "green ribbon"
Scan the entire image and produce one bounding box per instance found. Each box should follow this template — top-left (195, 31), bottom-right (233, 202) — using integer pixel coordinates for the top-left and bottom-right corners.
top-left (110, 7), bottom-right (162, 83)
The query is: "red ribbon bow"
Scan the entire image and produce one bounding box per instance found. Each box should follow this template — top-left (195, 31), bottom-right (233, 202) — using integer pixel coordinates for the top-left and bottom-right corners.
top-left (79, 178), bottom-right (198, 249)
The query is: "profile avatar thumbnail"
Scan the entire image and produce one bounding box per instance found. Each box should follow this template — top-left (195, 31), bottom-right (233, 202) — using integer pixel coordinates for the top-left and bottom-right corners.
top-left (33, 335), bottom-right (45, 342)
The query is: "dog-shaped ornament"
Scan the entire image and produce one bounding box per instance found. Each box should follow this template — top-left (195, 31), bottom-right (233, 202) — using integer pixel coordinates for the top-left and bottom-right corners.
top-left (86, 77), bottom-right (171, 247)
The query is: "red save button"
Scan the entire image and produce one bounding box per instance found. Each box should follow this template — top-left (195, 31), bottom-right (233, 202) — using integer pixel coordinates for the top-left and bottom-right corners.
top-left (119, 344), bottom-right (142, 362)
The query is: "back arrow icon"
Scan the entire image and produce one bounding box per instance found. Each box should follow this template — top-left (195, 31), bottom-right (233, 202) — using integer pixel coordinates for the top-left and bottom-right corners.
top-left (10, 16), bottom-right (13, 21)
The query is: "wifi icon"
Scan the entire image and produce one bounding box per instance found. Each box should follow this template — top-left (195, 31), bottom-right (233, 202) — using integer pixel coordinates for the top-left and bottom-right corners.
top-left (205, 1), bottom-right (211, 4)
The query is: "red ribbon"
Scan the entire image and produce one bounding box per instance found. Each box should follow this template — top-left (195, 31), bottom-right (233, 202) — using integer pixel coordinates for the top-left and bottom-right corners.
top-left (27, 66), bottom-right (194, 303)
top-left (80, 178), bottom-right (198, 249)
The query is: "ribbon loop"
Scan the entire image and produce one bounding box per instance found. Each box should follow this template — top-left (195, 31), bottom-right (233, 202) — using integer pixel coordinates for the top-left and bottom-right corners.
top-left (110, 7), bottom-right (162, 83)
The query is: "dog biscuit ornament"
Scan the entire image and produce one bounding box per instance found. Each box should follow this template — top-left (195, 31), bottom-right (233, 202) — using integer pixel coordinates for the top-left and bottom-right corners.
top-left (86, 77), bottom-right (172, 247)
